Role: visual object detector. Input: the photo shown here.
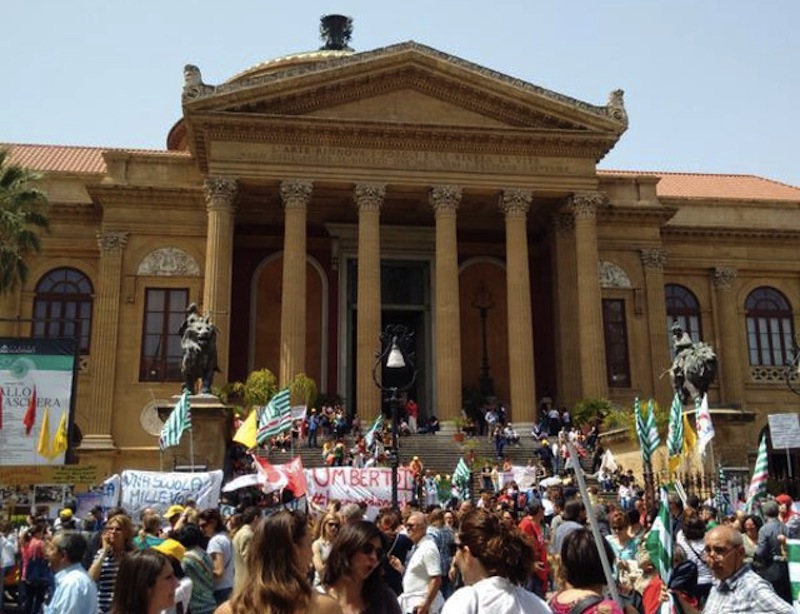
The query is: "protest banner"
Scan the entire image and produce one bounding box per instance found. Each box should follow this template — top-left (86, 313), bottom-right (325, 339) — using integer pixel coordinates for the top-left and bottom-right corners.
top-left (120, 469), bottom-right (223, 518)
top-left (305, 467), bottom-right (414, 512)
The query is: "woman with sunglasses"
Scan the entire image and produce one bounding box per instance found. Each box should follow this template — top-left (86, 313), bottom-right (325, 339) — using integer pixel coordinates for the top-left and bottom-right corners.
top-left (323, 521), bottom-right (401, 614)
top-left (313, 513), bottom-right (341, 587)
top-left (89, 513), bottom-right (136, 614)
top-left (442, 508), bottom-right (551, 614)
top-left (216, 509), bottom-right (341, 614)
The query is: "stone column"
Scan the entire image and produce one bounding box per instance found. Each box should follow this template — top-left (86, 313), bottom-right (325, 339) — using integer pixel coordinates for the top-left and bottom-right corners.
top-left (279, 180), bottom-right (313, 387)
top-left (640, 248), bottom-right (673, 402)
top-left (551, 212), bottom-right (580, 409)
top-left (202, 177), bottom-right (238, 385)
top-left (430, 185), bottom-right (462, 422)
top-left (354, 184), bottom-right (385, 417)
top-left (82, 231), bottom-right (128, 449)
top-left (500, 189), bottom-right (536, 423)
top-left (713, 267), bottom-right (744, 406)
top-left (571, 192), bottom-right (607, 399)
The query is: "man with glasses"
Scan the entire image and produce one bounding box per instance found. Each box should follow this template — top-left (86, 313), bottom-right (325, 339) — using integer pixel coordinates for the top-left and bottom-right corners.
top-left (677, 525), bottom-right (793, 613)
top-left (392, 512), bottom-right (444, 614)
top-left (44, 531), bottom-right (98, 614)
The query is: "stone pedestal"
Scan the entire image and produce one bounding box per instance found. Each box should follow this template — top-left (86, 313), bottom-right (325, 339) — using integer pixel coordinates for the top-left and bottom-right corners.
top-left (158, 394), bottom-right (232, 471)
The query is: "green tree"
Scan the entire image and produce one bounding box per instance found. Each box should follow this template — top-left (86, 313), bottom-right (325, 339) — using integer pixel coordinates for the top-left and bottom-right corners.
top-left (0, 149), bottom-right (49, 294)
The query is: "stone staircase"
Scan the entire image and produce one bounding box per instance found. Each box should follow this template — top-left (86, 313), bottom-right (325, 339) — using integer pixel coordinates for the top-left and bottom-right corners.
top-left (263, 431), bottom-right (588, 477)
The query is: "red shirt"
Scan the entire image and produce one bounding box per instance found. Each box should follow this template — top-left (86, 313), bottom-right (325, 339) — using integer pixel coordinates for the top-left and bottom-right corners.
top-left (518, 516), bottom-right (549, 583)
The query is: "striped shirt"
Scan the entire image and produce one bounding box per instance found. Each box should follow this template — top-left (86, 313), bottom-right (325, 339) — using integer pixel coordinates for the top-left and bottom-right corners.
top-left (95, 552), bottom-right (120, 614)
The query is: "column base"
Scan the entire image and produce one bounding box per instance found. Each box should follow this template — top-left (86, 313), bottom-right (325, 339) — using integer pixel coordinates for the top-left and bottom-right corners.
top-left (78, 434), bottom-right (117, 450)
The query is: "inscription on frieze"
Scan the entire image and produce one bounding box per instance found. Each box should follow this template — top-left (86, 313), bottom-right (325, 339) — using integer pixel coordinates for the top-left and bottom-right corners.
top-left (216, 142), bottom-right (582, 176)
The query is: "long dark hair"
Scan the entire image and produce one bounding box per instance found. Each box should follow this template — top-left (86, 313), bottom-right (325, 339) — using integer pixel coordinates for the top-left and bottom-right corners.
top-left (110, 549), bottom-right (169, 614)
top-left (324, 521), bottom-right (384, 604)
top-left (228, 510), bottom-right (312, 614)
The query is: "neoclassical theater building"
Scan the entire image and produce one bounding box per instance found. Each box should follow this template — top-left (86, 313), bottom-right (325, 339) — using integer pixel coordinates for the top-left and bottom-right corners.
top-left (3, 25), bottom-right (800, 475)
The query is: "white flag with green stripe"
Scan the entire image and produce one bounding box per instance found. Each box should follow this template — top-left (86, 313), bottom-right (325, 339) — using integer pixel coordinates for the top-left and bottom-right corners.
top-left (453, 457), bottom-right (471, 488)
top-left (364, 414), bottom-right (384, 448)
top-left (256, 388), bottom-right (292, 445)
top-left (159, 391), bottom-right (191, 451)
top-left (786, 538), bottom-right (800, 609)
top-left (746, 433), bottom-right (769, 513)
top-left (645, 487), bottom-right (673, 584)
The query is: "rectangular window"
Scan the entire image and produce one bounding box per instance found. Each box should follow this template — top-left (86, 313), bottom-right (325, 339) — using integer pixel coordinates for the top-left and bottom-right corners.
top-left (603, 299), bottom-right (631, 388)
top-left (140, 288), bottom-right (188, 382)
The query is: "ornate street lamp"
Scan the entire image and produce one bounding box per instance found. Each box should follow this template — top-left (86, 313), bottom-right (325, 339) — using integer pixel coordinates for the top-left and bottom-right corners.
top-left (372, 324), bottom-right (417, 509)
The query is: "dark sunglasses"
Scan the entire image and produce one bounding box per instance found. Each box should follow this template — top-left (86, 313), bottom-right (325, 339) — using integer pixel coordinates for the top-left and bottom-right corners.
top-left (360, 543), bottom-right (384, 558)
top-left (447, 542), bottom-right (466, 557)
top-left (327, 522), bottom-right (340, 527)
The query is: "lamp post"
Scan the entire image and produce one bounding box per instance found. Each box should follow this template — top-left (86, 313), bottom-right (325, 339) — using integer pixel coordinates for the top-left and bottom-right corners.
top-left (471, 280), bottom-right (495, 396)
top-left (372, 324), bottom-right (417, 509)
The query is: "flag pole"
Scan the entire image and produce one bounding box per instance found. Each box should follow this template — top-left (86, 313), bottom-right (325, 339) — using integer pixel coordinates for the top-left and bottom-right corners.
top-left (566, 440), bottom-right (622, 607)
top-left (189, 425), bottom-right (195, 472)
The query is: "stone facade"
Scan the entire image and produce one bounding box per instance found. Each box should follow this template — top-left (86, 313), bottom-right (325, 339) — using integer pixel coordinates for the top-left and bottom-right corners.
top-left (3, 41), bottom-right (800, 477)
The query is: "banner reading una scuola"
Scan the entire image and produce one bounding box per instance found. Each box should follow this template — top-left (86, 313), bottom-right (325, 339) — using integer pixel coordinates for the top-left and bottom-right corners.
top-left (0, 338), bottom-right (76, 466)
top-left (120, 469), bottom-right (223, 519)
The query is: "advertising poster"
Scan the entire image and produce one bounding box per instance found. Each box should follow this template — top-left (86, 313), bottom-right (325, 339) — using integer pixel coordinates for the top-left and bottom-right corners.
top-left (0, 338), bottom-right (77, 466)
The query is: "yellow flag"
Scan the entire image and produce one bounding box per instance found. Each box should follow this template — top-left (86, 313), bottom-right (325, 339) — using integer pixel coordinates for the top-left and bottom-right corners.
top-left (232, 409), bottom-right (258, 449)
top-left (37, 406), bottom-right (51, 458)
top-left (682, 413), bottom-right (697, 456)
top-left (49, 411), bottom-right (69, 460)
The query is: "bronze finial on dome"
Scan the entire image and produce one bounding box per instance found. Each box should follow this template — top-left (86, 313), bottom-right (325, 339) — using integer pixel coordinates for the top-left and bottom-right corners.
top-left (319, 14), bottom-right (353, 51)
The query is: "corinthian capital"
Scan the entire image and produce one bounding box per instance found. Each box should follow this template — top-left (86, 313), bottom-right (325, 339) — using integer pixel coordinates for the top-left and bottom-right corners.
top-left (429, 185), bottom-right (462, 215)
top-left (354, 183), bottom-right (386, 213)
top-left (96, 231), bottom-right (129, 253)
top-left (203, 176), bottom-right (239, 206)
top-left (569, 192), bottom-right (605, 219)
top-left (640, 248), bottom-right (667, 271)
top-left (713, 266), bottom-right (737, 290)
top-left (499, 188), bottom-right (532, 217)
top-left (280, 179), bottom-right (314, 210)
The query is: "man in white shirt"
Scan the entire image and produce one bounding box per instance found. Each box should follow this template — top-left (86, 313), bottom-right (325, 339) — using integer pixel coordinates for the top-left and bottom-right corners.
top-left (392, 512), bottom-right (444, 614)
top-left (44, 531), bottom-right (98, 614)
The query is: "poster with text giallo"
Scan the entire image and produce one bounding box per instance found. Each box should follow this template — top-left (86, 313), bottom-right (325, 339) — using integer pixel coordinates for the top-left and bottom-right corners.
top-left (0, 338), bottom-right (77, 466)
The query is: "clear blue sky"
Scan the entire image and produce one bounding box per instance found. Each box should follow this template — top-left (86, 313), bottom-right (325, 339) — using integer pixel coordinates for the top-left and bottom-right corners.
top-left (3, 1), bottom-right (798, 186)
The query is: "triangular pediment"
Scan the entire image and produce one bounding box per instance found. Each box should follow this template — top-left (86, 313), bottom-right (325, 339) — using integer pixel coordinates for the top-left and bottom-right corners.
top-left (182, 42), bottom-right (628, 133)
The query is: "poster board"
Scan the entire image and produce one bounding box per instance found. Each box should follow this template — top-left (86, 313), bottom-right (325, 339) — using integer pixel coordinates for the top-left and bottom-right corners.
top-left (0, 338), bottom-right (77, 466)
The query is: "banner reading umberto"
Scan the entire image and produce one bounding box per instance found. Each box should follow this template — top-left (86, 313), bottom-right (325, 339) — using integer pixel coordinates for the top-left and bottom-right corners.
top-left (0, 338), bottom-right (77, 466)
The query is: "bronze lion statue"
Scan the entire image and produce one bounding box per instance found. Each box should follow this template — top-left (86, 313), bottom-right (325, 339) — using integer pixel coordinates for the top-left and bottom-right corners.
top-left (179, 304), bottom-right (219, 394)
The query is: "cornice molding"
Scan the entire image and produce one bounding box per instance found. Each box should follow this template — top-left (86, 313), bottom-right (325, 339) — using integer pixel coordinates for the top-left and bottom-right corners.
top-left (185, 42), bottom-right (627, 132)
top-left (87, 184), bottom-right (205, 210)
top-left (662, 225), bottom-right (800, 242)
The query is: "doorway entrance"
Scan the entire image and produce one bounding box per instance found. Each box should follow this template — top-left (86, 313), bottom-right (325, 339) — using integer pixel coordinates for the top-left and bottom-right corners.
top-left (345, 259), bottom-right (432, 418)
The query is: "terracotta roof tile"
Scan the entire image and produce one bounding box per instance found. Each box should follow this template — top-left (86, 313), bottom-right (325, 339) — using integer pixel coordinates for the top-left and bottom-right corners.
top-left (0, 143), bottom-right (189, 175)
top-left (600, 170), bottom-right (800, 201)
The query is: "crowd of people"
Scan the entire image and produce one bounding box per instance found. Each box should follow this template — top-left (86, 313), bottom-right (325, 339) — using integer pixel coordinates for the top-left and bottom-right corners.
top-left (1, 478), bottom-right (798, 614)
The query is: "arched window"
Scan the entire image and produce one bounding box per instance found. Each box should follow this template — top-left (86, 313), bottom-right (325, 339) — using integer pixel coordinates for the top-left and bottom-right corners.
top-left (746, 287), bottom-right (795, 366)
top-left (32, 268), bottom-right (94, 353)
top-left (665, 284), bottom-right (702, 345)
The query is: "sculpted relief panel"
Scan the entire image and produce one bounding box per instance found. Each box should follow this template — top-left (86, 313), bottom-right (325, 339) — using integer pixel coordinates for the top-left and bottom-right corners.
top-left (137, 247), bottom-right (201, 277)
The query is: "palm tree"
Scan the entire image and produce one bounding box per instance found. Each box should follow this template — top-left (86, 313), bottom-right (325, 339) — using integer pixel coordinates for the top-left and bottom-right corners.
top-left (0, 148), bottom-right (49, 294)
